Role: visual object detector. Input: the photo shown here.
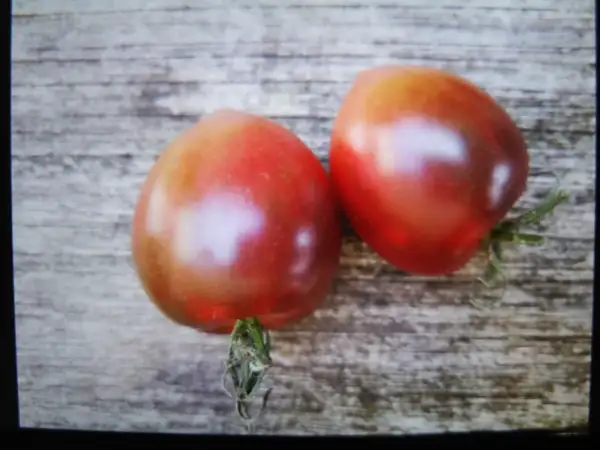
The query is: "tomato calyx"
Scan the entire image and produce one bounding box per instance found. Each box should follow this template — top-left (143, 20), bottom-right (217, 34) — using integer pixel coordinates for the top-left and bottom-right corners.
top-left (222, 317), bottom-right (273, 432)
top-left (477, 188), bottom-right (569, 289)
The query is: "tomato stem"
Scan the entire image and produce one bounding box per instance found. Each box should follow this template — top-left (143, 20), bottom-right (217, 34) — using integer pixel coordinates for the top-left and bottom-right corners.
top-left (222, 317), bottom-right (272, 432)
top-left (478, 188), bottom-right (569, 288)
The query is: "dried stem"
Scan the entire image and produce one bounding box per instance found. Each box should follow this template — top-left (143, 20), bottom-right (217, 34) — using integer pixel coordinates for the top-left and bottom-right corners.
top-left (221, 317), bottom-right (273, 433)
top-left (477, 188), bottom-right (569, 289)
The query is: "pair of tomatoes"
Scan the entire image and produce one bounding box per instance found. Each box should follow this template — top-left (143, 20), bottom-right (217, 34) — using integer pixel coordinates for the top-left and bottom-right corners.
top-left (131, 66), bottom-right (529, 334)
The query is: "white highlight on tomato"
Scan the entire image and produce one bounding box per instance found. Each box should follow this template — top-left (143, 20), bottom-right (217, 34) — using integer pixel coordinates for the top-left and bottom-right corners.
top-left (146, 181), bottom-right (168, 236)
top-left (375, 117), bottom-right (468, 175)
top-left (347, 123), bottom-right (369, 154)
top-left (374, 125), bottom-right (397, 174)
top-left (489, 162), bottom-right (511, 208)
top-left (290, 226), bottom-right (315, 275)
top-left (172, 191), bottom-right (265, 267)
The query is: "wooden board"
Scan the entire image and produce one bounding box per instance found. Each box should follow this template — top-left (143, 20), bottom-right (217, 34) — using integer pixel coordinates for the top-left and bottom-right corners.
top-left (11, 0), bottom-right (595, 435)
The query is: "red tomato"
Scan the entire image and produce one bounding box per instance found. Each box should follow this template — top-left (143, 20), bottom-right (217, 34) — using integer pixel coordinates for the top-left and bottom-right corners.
top-left (131, 109), bottom-right (341, 334)
top-left (329, 66), bottom-right (529, 275)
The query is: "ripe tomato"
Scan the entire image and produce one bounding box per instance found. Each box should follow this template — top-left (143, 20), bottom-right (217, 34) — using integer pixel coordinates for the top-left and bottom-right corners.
top-left (131, 109), bottom-right (341, 334)
top-left (329, 66), bottom-right (529, 276)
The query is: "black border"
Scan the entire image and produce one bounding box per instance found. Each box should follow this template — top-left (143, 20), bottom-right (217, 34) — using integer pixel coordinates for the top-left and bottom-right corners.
top-left (4, 0), bottom-right (597, 447)
top-left (6, 428), bottom-right (595, 448)
top-left (588, 2), bottom-right (600, 437)
top-left (3, 0), bottom-right (19, 432)
top-left (587, 1), bottom-right (599, 438)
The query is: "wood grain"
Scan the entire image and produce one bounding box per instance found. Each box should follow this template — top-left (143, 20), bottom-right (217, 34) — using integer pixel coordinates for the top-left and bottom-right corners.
top-left (11, 0), bottom-right (594, 435)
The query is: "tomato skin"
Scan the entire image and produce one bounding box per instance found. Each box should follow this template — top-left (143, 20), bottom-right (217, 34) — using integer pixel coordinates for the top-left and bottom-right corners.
top-left (131, 110), bottom-right (341, 333)
top-left (330, 66), bottom-right (529, 275)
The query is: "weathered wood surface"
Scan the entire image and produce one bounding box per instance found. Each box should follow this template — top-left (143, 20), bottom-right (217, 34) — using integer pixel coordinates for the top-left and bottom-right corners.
top-left (11, 0), bottom-right (595, 435)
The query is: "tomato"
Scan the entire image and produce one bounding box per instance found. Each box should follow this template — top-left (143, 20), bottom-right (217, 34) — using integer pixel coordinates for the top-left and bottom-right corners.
top-left (131, 109), bottom-right (341, 334)
top-left (329, 66), bottom-right (529, 276)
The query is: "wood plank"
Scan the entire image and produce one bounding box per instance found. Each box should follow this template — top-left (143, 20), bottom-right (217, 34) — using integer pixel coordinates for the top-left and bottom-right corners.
top-left (11, 0), bottom-right (594, 434)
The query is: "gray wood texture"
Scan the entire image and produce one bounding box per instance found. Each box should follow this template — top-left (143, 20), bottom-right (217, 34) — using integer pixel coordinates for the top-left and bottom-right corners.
top-left (11, 0), bottom-right (595, 435)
